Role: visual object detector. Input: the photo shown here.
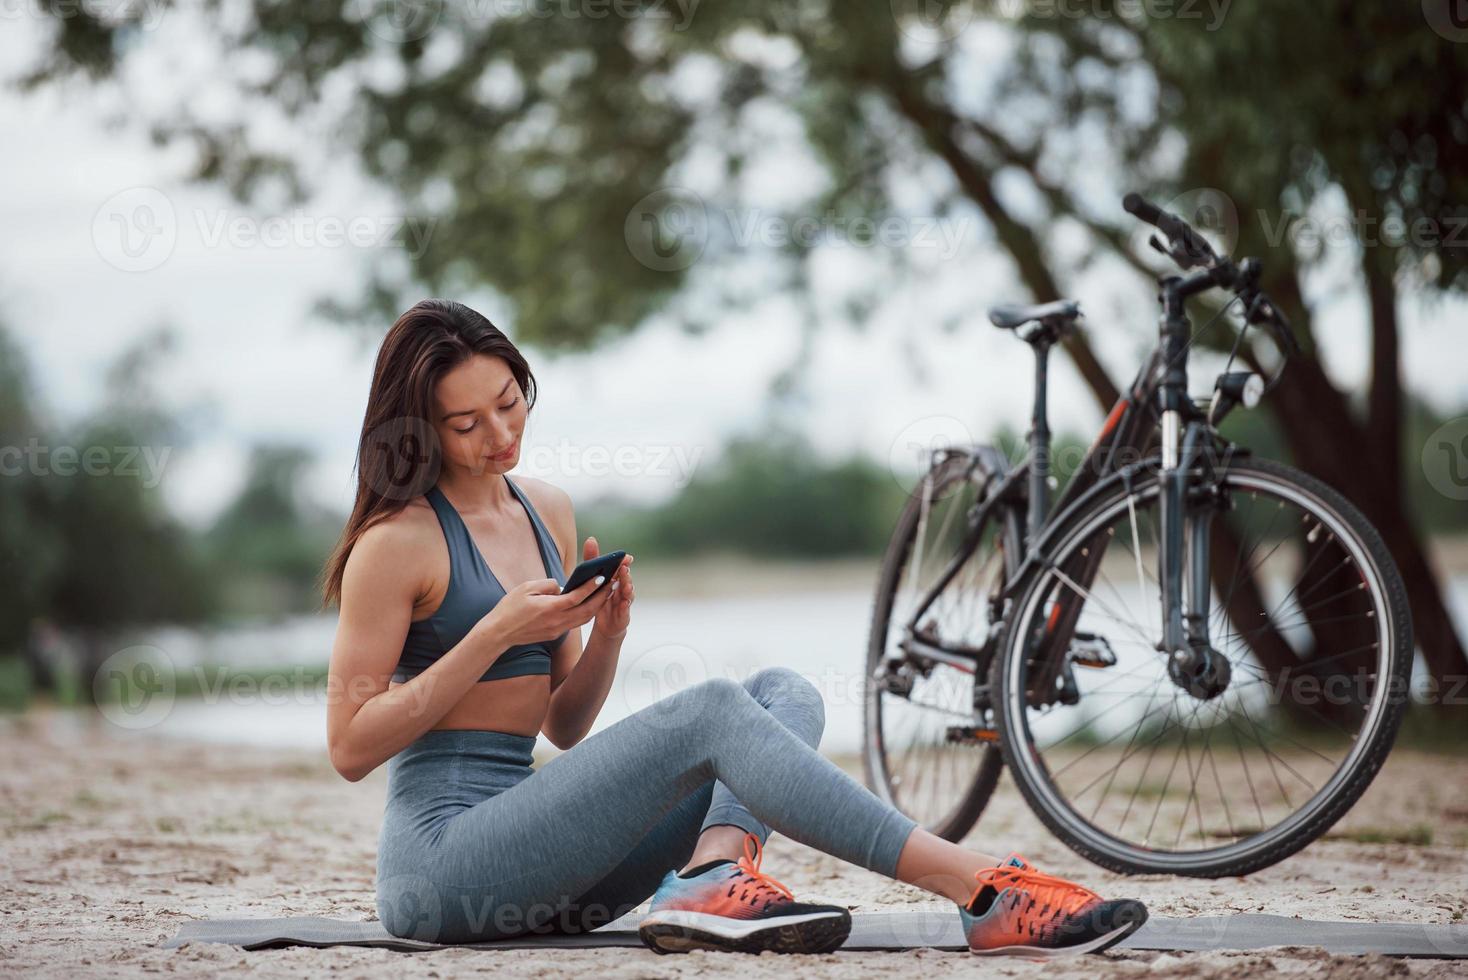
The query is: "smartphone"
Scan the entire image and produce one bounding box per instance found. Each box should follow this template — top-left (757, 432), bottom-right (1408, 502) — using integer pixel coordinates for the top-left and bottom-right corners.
top-left (560, 550), bottom-right (627, 597)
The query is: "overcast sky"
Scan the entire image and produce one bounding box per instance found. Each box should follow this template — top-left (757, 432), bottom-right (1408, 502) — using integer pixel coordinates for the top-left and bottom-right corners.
top-left (4, 16), bottom-right (1465, 529)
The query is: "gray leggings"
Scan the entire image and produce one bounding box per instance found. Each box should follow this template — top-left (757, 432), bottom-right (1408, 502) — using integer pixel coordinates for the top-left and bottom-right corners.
top-left (375, 666), bottom-right (919, 942)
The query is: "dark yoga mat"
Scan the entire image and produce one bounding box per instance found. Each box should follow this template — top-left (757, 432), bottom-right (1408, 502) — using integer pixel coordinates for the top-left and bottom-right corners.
top-left (163, 910), bottom-right (1468, 958)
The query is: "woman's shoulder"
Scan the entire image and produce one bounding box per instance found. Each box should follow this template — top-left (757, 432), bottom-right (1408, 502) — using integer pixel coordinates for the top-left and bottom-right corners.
top-left (351, 496), bottom-right (443, 566)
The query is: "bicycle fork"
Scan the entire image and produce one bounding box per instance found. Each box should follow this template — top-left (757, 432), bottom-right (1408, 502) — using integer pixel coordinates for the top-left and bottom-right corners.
top-left (1158, 418), bottom-right (1232, 699)
top-left (1156, 285), bottom-right (1231, 700)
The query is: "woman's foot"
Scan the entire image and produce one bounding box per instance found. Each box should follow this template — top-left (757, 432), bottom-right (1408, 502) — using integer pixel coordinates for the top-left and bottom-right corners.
top-left (959, 853), bottom-right (1147, 957)
top-left (638, 831), bottom-right (851, 955)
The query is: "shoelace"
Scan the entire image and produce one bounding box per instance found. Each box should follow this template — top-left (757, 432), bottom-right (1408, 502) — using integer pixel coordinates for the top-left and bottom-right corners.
top-left (967, 861), bottom-right (1099, 929)
top-left (731, 831), bottom-right (795, 904)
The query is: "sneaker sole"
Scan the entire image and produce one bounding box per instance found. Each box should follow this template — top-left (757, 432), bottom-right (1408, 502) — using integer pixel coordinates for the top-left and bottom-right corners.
top-left (639, 909), bottom-right (852, 955)
top-left (969, 907), bottom-right (1148, 958)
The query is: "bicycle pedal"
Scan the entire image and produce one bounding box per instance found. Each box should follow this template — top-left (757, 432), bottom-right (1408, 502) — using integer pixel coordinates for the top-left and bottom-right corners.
top-left (1068, 631), bottom-right (1118, 669)
top-left (945, 726), bottom-right (999, 744)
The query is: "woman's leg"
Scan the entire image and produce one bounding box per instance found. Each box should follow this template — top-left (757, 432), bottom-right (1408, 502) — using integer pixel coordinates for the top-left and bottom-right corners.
top-left (379, 672), bottom-right (924, 941)
top-left (553, 666), bottom-right (826, 932)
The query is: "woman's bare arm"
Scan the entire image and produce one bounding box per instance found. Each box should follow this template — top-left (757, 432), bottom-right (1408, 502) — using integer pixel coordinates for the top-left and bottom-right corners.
top-left (325, 518), bottom-right (512, 781)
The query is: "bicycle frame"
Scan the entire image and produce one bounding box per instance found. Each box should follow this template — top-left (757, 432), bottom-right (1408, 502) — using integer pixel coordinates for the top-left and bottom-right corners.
top-left (900, 269), bottom-right (1232, 695)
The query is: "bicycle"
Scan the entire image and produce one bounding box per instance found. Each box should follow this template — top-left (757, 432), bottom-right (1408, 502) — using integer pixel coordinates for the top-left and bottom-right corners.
top-left (863, 193), bottom-right (1413, 877)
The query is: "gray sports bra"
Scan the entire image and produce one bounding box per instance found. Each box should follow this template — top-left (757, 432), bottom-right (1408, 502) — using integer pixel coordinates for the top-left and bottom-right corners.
top-left (394, 476), bottom-right (568, 683)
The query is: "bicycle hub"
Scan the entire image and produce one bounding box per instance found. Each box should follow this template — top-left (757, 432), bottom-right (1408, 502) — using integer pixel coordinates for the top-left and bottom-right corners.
top-left (1168, 645), bottom-right (1232, 700)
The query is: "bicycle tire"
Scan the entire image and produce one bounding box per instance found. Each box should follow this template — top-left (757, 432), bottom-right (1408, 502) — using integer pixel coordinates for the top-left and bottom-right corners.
top-left (990, 456), bottom-right (1413, 877)
top-left (863, 450), bottom-right (1019, 842)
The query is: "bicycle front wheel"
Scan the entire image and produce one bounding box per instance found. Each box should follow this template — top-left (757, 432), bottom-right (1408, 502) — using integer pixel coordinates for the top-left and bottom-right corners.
top-left (991, 456), bottom-right (1412, 877)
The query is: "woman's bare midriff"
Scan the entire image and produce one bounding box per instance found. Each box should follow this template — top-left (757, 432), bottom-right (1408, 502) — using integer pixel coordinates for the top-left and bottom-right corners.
top-left (388, 673), bottom-right (551, 737)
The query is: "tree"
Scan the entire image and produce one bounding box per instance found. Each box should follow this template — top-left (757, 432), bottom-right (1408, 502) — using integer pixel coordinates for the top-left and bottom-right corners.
top-left (205, 444), bottom-right (343, 617)
top-left (20, 0), bottom-right (1467, 684)
top-left (0, 323), bottom-right (217, 701)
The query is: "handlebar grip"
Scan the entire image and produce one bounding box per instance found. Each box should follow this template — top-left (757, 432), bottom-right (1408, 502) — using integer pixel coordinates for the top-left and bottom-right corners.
top-left (1125, 191), bottom-right (1219, 269)
top-left (1123, 192), bottom-right (1164, 225)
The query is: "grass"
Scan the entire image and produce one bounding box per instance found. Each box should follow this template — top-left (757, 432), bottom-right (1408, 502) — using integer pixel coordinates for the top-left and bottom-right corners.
top-left (1325, 823), bottom-right (1435, 847)
top-left (0, 655), bottom-right (332, 712)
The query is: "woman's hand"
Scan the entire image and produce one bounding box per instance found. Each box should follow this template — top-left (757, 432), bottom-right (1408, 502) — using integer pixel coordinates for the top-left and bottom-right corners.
top-left (581, 537), bottom-right (634, 639)
top-left (480, 573), bottom-right (613, 648)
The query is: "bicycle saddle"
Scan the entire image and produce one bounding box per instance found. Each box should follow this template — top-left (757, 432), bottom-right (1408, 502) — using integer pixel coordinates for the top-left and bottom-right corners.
top-left (988, 299), bottom-right (1081, 331)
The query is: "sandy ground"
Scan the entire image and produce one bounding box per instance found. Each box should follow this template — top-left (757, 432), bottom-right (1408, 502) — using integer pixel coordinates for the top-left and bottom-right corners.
top-left (2, 710), bottom-right (1466, 979)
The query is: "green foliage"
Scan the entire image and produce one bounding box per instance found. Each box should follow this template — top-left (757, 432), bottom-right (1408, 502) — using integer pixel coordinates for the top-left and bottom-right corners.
top-left (0, 324), bottom-right (217, 658)
top-left (202, 446), bottom-right (343, 618)
top-left (582, 429), bottom-right (912, 559)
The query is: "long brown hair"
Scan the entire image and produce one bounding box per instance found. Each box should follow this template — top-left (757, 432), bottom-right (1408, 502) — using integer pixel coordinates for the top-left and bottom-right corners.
top-left (320, 299), bottom-right (537, 608)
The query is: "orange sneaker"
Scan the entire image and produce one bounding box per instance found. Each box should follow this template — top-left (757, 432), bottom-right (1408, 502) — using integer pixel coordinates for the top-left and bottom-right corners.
top-left (959, 853), bottom-right (1147, 957)
top-left (638, 831), bottom-right (851, 954)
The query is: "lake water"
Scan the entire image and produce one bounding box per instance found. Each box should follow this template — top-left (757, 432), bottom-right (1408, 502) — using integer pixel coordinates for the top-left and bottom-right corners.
top-left (134, 590), bottom-right (882, 757)
top-left (130, 573), bottom-right (1468, 760)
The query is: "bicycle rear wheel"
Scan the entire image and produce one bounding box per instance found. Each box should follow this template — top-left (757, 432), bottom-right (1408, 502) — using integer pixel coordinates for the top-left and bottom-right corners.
top-left (863, 450), bottom-right (1020, 841)
top-left (990, 456), bottom-right (1412, 876)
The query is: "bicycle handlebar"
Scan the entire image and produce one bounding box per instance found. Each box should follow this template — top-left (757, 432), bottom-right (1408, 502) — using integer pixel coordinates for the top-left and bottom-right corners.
top-left (1124, 192), bottom-right (1299, 358)
top-left (1123, 192), bottom-right (1221, 271)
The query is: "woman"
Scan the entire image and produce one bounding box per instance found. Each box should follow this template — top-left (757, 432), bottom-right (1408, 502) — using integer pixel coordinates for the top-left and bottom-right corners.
top-left (323, 299), bottom-right (1149, 957)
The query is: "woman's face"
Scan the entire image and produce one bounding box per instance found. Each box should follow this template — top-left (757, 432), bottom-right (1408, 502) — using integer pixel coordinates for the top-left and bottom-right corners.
top-left (431, 354), bottom-right (528, 476)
